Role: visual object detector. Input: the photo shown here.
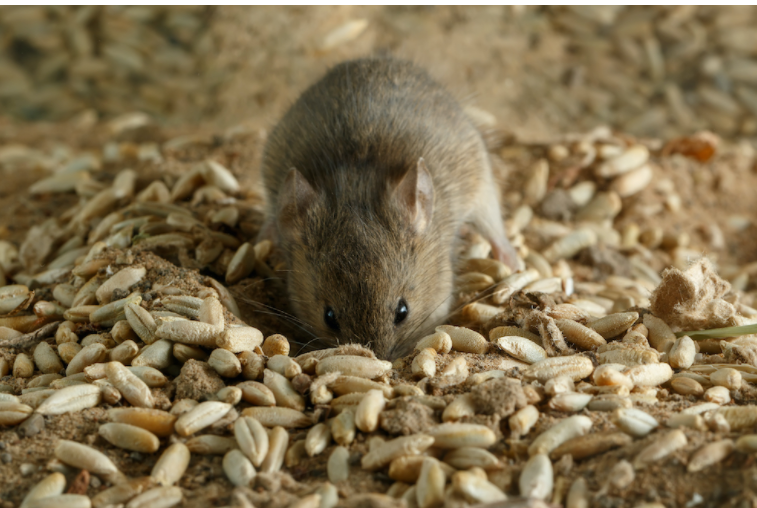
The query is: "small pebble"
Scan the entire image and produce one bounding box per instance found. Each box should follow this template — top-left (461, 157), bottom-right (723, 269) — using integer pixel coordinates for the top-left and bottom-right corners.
top-left (90, 476), bottom-right (102, 488)
top-left (1, 453), bottom-right (11, 464)
top-left (20, 463), bottom-right (36, 476)
top-left (131, 452), bottom-right (145, 462)
top-left (18, 413), bottom-right (45, 438)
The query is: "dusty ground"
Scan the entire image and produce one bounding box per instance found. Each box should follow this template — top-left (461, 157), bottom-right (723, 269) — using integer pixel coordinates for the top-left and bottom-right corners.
top-left (1, 6), bottom-right (757, 508)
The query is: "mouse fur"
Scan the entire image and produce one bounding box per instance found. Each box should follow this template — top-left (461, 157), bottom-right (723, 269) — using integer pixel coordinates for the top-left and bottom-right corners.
top-left (259, 57), bottom-right (517, 360)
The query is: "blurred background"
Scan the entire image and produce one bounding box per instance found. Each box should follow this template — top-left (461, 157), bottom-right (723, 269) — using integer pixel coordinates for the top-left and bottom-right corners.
top-left (1, 5), bottom-right (756, 142)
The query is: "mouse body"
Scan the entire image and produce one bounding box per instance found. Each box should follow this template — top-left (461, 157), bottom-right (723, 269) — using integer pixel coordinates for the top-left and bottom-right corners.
top-left (259, 57), bottom-right (517, 359)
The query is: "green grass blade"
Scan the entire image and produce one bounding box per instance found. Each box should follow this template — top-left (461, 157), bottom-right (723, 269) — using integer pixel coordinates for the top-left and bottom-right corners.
top-left (676, 323), bottom-right (757, 340)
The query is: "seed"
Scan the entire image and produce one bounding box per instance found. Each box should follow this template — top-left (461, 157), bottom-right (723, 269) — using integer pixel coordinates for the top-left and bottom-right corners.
top-left (611, 164), bottom-right (653, 197)
top-left (239, 351), bottom-right (265, 381)
top-left (330, 409), bottom-right (356, 446)
top-left (151, 443), bottom-right (190, 486)
top-left (443, 447), bottom-right (502, 470)
top-left (688, 439), bottom-right (734, 473)
top-left (125, 303), bottom-right (157, 344)
top-left (509, 405), bottom-right (539, 439)
top-left (301, 422), bottom-right (330, 458)
top-left (612, 408), bottom-right (659, 437)
top-left (155, 319), bottom-right (222, 348)
top-left (230, 416), bottom-right (268, 467)
top-left (666, 413), bottom-right (706, 431)
top-left (331, 376), bottom-right (393, 399)
top-left (436, 325), bottom-right (488, 354)
top-left (19, 472), bottom-right (66, 508)
top-left (99, 423), bottom-right (160, 453)
top-left (241, 407), bottom-right (312, 428)
top-left (327, 446), bottom-right (349, 483)
top-left (262, 334), bottom-right (290, 357)
top-left (456, 272), bottom-right (495, 293)
top-left (670, 377), bottom-right (704, 396)
top-left (361, 434), bottom-right (435, 470)
top-left (425, 423), bottom-right (495, 449)
top-left (668, 336), bottom-right (696, 369)
top-left (226, 243), bottom-right (256, 285)
top-left (206, 278), bottom-right (242, 319)
top-left (264, 369), bottom-right (305, 410)
top-left (736, 435), bottom-right (757, 453)
top-left (108, 408), bottom-right (177, 437)
top-left (414, 331), bottom-right (452, 354)
top-left (355, 389), bottom-right (386, 433)
top-left (36, 384), bottom-right (101, 415)
top-left (566, 477), bottom-right (589, 508)
top-left (172, 343), bottom-right (208, 363)
top-left (96, 267), bottom-right (146, 304)
top-left (494, 336), bottom-right (548, 364)
top-left (90, 293), bottom-right (142, 327)
top-left (223, 449), bottom-right (256, 487)
top-left (105, 361), bottom-right (153, 409)
top-left (592, 364), bottom-right (634, 388)
top-left (175, 401), bottom-right (232, 436)
top-left (24, 495), bottom-right (91, 508)
top-left (715, 406), bottom-right (757, 430)
top-left (388, 455), bottom-right (454, 483)
top-left (316, 355), bottom-right (392, 379)
top-left (704, 386), bottom-right (731, 405)
top-left (633, 430), bottom-right (687, 470)
top-left (460, 258), bottom-right (511, 282)
top-left (491, 269), bottom-right (541, 304)
top-left (416, 458), bottom-right (445, 508)
top-left (55, 440), bottom-right (120, 479)
top-left (519, 453), bottom-right (553, 500)
top-left (462, 302), bottom-right (502, 324)
top-left (555, 320), bottom-right (606, 350)
top-left (128, 366), bottom-right (168, 387)
top-left (13, 353), bottom-right (35, 378)
top-left (451, 470), bottom-right (506, 504)
top-left (523, 356), bottom-right (594, 383)
top-left (261, 426), bottom-right (289, 473)
top-left (208, 348), bottom-right (242, 378)
top-left (541, 230), bottom-right (597, 264)
top-left (588, 312), bottom-right (638, 339)
top-left (529, 415), bottom-right (593, 456)
top-left (442, 393), bottom-right (476, 422)
top-left (490, 326), bottom-right (542, 345)
top-left (187, 435), bottom-right (238, 455)
top-left (643, 314), bottom-right (676, 352)
top-left (238, 381), bottom-right (276, 407)
top-left (549, 392), bottom-right (593, 412)
top-left (131, 339), bottom-right (172, 370)
top-left (596, 344), bottom-right (659, 366)
top-left (412, 348), bottom-right (437, 378)
top-left (217, 326), bottom-right (263, 354)
top-left (0, 401), bottom-right (33, 425)
top-left (125, 486), bottom-right (182, 508)
top-left (161, 295), bottom-right (203, 319)
top-left (710, 368), bottom-right (742, 390)
top-left (596, 145), bottom-right (649, 177)
top-left (624, 363), bottom-right (673, 387)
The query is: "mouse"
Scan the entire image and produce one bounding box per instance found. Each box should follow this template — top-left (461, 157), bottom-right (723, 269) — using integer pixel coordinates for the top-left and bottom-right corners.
top-left (258, 57), bottom-right (518, 360)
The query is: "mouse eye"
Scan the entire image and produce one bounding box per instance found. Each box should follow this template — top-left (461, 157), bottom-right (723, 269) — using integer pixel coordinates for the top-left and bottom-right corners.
top-left (324, 306), bottom-right (340, 332)
top-left (394, 299), bottom-right (409, 325)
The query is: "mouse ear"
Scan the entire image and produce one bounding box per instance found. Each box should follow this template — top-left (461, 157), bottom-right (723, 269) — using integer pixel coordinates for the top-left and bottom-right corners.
top-left (393, 157), bottom-right (434, 234)
top-left (277, 168), bottom-right (317, 238)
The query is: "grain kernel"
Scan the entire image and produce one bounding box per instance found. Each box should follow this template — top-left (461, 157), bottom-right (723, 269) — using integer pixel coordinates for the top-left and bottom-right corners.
top-left (436, 325), bottom-right (488, 354)
top-left (99, 423), bottom-right (160, 453)
top-left (151, 443), bottom-right (190, 486)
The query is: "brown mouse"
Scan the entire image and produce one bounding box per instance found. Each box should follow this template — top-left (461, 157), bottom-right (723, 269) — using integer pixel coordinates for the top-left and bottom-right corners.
top-left (259, 57), bottom-right (517, 360)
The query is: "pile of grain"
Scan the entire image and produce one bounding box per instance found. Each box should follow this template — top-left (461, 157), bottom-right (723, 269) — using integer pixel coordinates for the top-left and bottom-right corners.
top-left (0, 111), bottom-right (756, 507)
top-left (0, 6), bottom-right (220, 121)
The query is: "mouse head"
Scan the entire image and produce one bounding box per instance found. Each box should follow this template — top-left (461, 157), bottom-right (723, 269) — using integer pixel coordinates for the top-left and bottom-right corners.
top-left (276, 158), bottom-right (453, 360)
